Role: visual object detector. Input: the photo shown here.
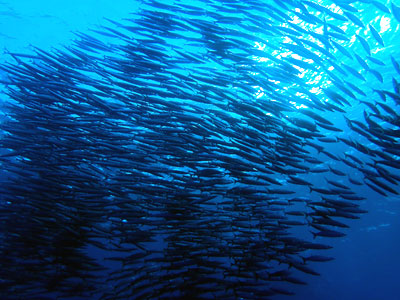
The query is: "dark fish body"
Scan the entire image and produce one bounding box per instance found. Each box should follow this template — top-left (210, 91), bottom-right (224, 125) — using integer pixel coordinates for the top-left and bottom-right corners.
top-left (356, 35), bottom-right (371, 56)
top-left (312, 229), bottom-right (346, 238)
top-left (368, 24), bottom-right (385, 46)
top-left (392, 2), bottom-right (400, 23)
top-left (303, 255), bottom-right (335, 263)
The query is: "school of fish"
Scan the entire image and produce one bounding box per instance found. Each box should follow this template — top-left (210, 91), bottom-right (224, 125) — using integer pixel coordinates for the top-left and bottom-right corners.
top-left (0, 0), bottom-right (399, 299)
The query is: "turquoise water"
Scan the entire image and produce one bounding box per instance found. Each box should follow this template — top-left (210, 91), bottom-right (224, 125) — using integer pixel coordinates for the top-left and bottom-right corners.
top-left (0, 1), bottom-right (399, 299)
top-left (0, 0), bottom-right (139, 55)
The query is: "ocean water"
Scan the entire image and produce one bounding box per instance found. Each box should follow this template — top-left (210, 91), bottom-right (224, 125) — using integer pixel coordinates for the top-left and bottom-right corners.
top-left (0, 1), bottom-right (399, 300)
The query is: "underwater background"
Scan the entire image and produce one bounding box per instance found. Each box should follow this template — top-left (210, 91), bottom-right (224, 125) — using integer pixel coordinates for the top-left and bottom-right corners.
top-left (0, 0), bottom-right (399, 299)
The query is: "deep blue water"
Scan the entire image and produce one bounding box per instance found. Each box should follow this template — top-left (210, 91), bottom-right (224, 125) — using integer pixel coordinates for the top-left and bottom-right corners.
top-left (0, 1), bottom-right (399, 299)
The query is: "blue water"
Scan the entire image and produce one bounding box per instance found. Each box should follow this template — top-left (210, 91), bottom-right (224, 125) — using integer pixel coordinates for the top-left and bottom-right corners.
top-left (0, 1), bottom-right (399, 299)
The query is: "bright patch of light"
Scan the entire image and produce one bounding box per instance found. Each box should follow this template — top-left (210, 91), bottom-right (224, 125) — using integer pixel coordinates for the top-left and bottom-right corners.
top-left (292, 53), bottom-right (302, 60)
top-left (328, 4), bottom-right (342, 14)
top-left (255, 41), bottom-right (265, 50)
top-left (291, 15), bottom-right (302, 25)
top-left (304, 58), bottom-right (314, 64)
top-left (283, 36), bottom-right (292, 43)
top-left (269, 79), bottom-right (281, 85)
top-left (315, 26), bottom-right (323, 34)
top-left (310, 87), bottom-right (320, 94)
top-left (298, 70), bottom-right (306, 78)
top-left (307, 74), bottom-right (323, 85)
top-left (372, 47), bottom-right (384, 54)
top-left (255, 87), bottom-right (264, 99)
top-left (295, 92), bottom-right (304, 98)
top-left (380, 16), bottom-right (391, 33)
top-left (289, 101), bottom-right (308, 109)
top-left (277, 51), bottom-right (291, 58)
